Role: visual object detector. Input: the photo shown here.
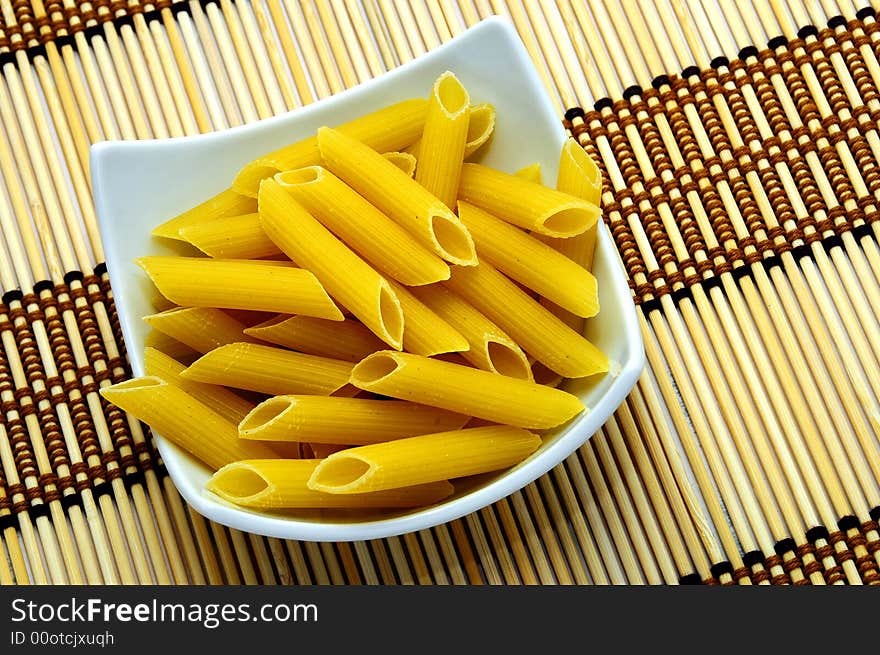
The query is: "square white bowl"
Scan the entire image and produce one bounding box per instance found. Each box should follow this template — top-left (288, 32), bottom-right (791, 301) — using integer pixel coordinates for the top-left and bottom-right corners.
top-left (91, 16), bottom-right (644, 542)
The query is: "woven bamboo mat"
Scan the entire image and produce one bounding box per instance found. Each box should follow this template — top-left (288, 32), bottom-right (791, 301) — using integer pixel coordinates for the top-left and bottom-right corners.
top-left (0, 0), bottom-right (879, 586)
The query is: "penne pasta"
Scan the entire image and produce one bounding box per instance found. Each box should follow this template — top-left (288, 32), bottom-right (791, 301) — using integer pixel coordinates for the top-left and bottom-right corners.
top-left (557, 136), bottom-right (602, 207)
top-left (317, 126), bottom-right (477, 266)
top-left (457, 201), bottom-right (599, 318)
top-left (143, 347), bottom-right (256, 424)
top-left (406, 102), bottom-right (496, 159)
top-left (538, 138), bottom-right (604, 328)
top-left (539, 139), bottom-right (602, 270)
top-left (244, 315), bottom-right (386, 363)
top-left (514, 162), bottom-right (542, 184)
top-left (207, 459), bottom-right (454, 509)
top-left (99, 377), bottom-right (279, 470)
top-left (137, 256), bottom-right (343, 320)
top-left (152, 188), bottom-right (257, 241)
top-left (458, 163), bottom-right (600, 237)
top-left (275, 166), bottom-right (449, 286)
top-left (232, 99), bottom-right (429, 196)
top-left (445, 260), bottom-right (607, 378)
top-left (414, 71), bottom-right (470, 209)
top-left (239, 395), bottom-right (470, 444)
top-left (143, 307), bottom-right (255, 354)
top-left (383, 151), bottom-right (417, 177)
top-left (463, 103), bottom-right (496, 157)
top-left (409, 283), bottom-right (532, 380)
top-left (260, 177), bottom-right (404, 349)
top-left (181, 342), bottom-right (353, 396)
top-left (307, 425), bottom-right (541, 494)
top-left (386, 279), bottom-right (469, 356)
top-left (143, 329), bottom-right (196, 361)
top-left (350, 351), bottom-right (585, 429)
top-left (179, 212), bottom-right (281, 259)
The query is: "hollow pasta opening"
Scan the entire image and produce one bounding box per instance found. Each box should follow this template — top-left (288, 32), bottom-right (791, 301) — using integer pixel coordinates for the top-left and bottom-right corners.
top-left (240, 397), bottom-right (293, 435)
top-left (209, 465), bottom-right (270, 501)
top-left (351, 352), bottom-right (401, 385)
top-left (486, 341), bottom-right (530, 380)
top-left (431, 212), bottom-right (476, 264)
top-left (378, 284), bottom-right (404, 348)
top-left (383, 152), bottom-right (417, 176)
top-left (311, 456), bottom-right (372, 489)
top-left (276, 166), bottom-right (321, 186)
top-left (542, 207), bottom-right (591, 236)
top-left (465, 104), bottom-right (495, 149)
top-left (436, 73), bottom-right (468, 116)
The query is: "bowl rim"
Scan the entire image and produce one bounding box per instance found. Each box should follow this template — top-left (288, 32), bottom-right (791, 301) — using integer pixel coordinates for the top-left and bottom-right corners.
top-left (91, 14), bottom-right (645, 542)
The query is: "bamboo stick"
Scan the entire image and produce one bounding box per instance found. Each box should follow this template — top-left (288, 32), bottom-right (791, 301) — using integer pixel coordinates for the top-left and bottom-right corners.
top-left (516, 485), bottom-right (571, 584)
top-left (493, 496), bottom-right (540, 584)
top-left (382, 536), bottom-right (414, 584)
top-left (449, 519), bottom-right (484, 584)
top-left (478, 505), bottom-right (522, 584)
top-left (432, 523), bottom-right (468, 584)
top-left (354, 540), bottom-right (381, 585)
top-left (336, 542), bottom-right (362, 584)
top-left (284, 540), bottom-right (314, 585)
top-left (304, 542), bottom-right (331, 584)
top-left (402, 532), bottom-right (433, 584)
top-left (416, 529), bottom-right (450, 584)
top-left (320, 542), bottom-right (346, 584)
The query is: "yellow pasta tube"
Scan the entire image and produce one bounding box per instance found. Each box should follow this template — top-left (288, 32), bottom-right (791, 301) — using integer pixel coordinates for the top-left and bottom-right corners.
top-left (350, 351), bottom-right (585, 429)
top-left (458, 201), bottom-right (599, 318)
top-left (232, 99), bottom-right (428, 196)
top-left (409, 283), bottom-right (532, 380)
top-left (152, 188), bottom-right (257, 241)
top-left (275, 166), bottom-right (449, 286)
top-left (317, 126), bottom-right (477, 266)
top-left (463, 103), bottom-right (496, 157)
top-left (179, 212), bottom-right (281, 259)
top-left (99, 377), bottom-right (279, 470)
top-left (181, 342), bottom-right (353, 396)
top-left (514, 162), bottom-right (542, 184)
top-left (383, 151), bottom-right (417, 177)
top-left (308, 425), bottom-right (541, 494)
top-left (207, 459), bottom-right (454, 509)
top-left (244, 315), bottom-right (386, 363)
top-left (458, 163), bottom-right (600, 237)
top-left (445, 260), bottom-right (608, 378)
top-left (143, 307), bottom-right (255, 354)
top-left (539, 137), bottom-right (602, 268)
top-left (136, 256), bottom-right (343, 320)
top-left (538, 139), bottom-right (605, 328)
top-left (415, 71), bottom-right (470, 209)
top-left (557, 137), bottom-right (601, 207)
top-left (143, 329), bottom-right (196, 361)
top-left (406, 103), bottom-right (495, 159)
top-left (239, 395), bottom-right (470, 444)
top-left (260, 178), bottom-right (404, 349)
top-left (386, 279), bottom-right (469, 356)
top-left (143, 347), bottom-right (255, 424)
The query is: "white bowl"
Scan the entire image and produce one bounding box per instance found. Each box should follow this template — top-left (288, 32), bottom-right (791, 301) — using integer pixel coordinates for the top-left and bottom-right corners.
top-left (91, 16), bottom-right (644, 542)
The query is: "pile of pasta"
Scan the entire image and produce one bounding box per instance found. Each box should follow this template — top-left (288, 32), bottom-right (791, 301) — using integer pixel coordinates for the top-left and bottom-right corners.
top-left (100, 71), bottom-right (608, 514)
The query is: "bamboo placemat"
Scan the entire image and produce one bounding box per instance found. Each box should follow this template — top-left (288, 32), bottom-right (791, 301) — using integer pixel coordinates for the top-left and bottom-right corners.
top-left (0, 0), bottom-right (879, 585)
